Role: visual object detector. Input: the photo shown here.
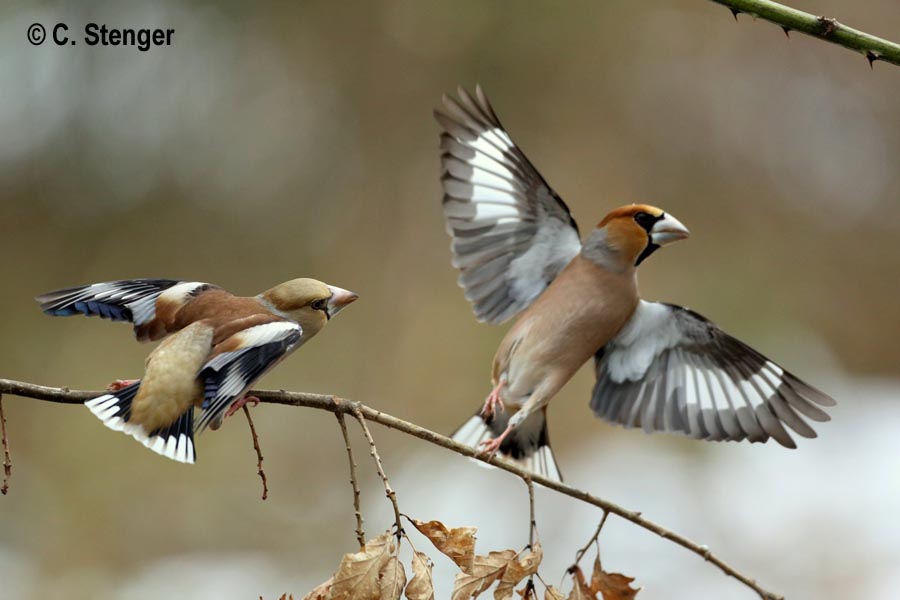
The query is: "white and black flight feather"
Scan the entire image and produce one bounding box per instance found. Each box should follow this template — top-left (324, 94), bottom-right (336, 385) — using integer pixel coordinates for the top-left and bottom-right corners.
top-left (436, 85), bottom-right (582, 324)
top-left (195, 321), bottom-right (303, 433)
top-left (590, 301), bottom-right (836, 448)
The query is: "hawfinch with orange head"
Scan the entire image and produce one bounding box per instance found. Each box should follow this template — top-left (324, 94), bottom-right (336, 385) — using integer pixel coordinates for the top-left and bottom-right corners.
top-left (436, 86), bottom-right (835, 481)
top-left (37, 278), bottom-right (358, 463)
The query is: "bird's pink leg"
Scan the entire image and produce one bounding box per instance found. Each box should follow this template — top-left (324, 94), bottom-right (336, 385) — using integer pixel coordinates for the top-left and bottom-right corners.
top-left (107, 379), bottom-right (139, 391)
top-left (480, 381), bottom-right (505, 418)
top-left (224, 394), bottom-right (261, 419)
top-left (478, 423), bottom-right (513, 459)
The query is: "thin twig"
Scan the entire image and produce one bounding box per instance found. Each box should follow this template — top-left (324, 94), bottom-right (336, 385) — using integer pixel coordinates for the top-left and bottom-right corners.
top-left (572, 511), bottom-right (610, 568)
top-left (0, 378), bottom-right (782, 600)
top-left (0, 394), bottom-right (10, 495)
top-left (335, 412), bottom-right (366, 550)
top-left (709, 0), bottom-right (900, 67)
top-left (525, 476), bottom-right (537, 547)
top-left (242, 405), bottom-right (268, 501)
top-left (350, 404), bottom-right (403, 541)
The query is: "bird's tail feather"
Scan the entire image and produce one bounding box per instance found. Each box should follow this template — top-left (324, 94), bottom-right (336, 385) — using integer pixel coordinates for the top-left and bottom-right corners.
top-left (451, 408), bottom-right (562, 482)
top-left (85, 382), bottom-right (196, 464)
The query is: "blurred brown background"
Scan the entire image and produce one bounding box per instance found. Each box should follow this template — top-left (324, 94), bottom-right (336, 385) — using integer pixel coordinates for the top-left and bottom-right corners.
top-left (1, 1), bottom-right (898, 599)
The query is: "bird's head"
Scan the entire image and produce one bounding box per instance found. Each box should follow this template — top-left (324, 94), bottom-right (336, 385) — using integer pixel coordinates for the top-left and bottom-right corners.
top-left (583, 204), bottom-right (690, 269)
top-left (259, 278), bottom-right (358, 336)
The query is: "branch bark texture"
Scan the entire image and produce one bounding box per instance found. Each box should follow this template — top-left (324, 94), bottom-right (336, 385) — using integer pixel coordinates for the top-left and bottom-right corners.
top-left (0, 378), bottom-right (782, 600)
top-left (710, 0), bottom-right (900, 67)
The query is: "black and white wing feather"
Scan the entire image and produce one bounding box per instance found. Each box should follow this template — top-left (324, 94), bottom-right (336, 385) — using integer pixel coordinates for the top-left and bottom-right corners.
top-left (195, 321), bottom-right (303, 433)
top-left (436, 86), bottom-right (582, 324)
top-left (36, 279), bottom-right (216, 334)
top-left (591, 301), bottom-right (836, 448)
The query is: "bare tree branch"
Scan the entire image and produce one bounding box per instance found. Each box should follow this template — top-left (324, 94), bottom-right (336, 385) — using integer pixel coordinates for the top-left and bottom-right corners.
top-left (710, 0), bottom-right (900, 67)
top-left (351, 404), bottom-right (404, 542)
top-left (335, 412), bottom-right (366, 550)
top-left (242, 405), bottom-right (268, 501)
top-left (0, 377), bottom-right (782, 600)
top-left (1, 394), bottom-right (10, 495)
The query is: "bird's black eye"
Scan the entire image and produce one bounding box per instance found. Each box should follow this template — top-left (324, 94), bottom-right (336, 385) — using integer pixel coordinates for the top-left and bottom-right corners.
top-left (311, 298), bottom-right (328, 311)
top-left (634, 211), bottom-right (657, 231)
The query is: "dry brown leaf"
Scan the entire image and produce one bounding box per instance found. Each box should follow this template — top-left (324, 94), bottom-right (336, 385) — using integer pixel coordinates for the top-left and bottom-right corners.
top-left (515, 583), bottom-right (535, 600)
top-left (410, 519), bottom-right (477, 573)
top-left (451, 550), bottom-right (517, 600)
top-left (379, 556), bottom-right (408, 600)
top-left (544, 586), bottom-right (566, 600)
top-left (405, 552), bottom-right (435, 600)
top-left (302, 578), bottom-right (333, 600)
top-left (494, 543), bottom-right (543, 600)
top-left (566, 566), bottom-right (594, 600)
top-left (331, 532), bottom-right (394, 600)
top-left (589, 557), bottom-right (640, 600)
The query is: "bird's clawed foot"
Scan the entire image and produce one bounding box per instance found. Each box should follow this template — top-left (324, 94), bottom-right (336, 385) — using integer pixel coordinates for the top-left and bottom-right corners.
top-left (478, 424), bottom-right (513, 460)
top-left (107, 379), bottom-right (139, 391)
top-left (480, 381), bottom-right (505, 418)
top-left (225, 394), bottom-right (260, 419)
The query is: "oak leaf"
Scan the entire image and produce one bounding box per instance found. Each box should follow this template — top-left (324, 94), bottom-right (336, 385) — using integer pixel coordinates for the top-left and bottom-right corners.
top-left (410, 519), bottom-right (477, 573)
top-left (590, 557), bottom-right (640, 600)
top-left (451, 550), bottom-right (517, 600)
top-left (379, 556), bottom-right (407, 600)
top-left (302, 578), bottom-right (332, 600)
top-left (566, 566), bottom-right (594, 600)
top-left (331, 532), bottom-right (394, 600)
top-left (494, 543), bottom-right (543, 600)
top-left (405, 552), bottom-right (435, 600)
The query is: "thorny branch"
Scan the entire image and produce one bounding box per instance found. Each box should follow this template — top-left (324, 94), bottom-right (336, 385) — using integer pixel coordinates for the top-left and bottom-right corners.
top-left (242, 405), bottom-right (268, 501)
top-left (1, 394), bottom-right (10, 496)
top-left (0, 377), bottom-right (782, 600)
top-left (709, 0), bottom-right (900, 67)
top-left (351, 404), bottom-right (404, 542)
top-left (335, 411), bottom-right (366, 550)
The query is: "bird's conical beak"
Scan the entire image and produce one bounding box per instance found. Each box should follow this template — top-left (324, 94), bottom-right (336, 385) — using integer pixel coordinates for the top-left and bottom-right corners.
top-left (326, 286), bottom-right (359, 319)
top-left (650, 213), bottom-right (690, 246)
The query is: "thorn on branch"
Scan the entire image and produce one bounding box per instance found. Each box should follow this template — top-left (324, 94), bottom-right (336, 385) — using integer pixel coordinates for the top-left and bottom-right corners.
top-left (730, 8), bottom-right (741, 21)
top-left (242, 405), bottom-right (268, 501)
top-left (866, 50), bottom-right (880, 68)
top-left (782, 27), bottom-right (791, 39)
top-left (1, 394), bottom-right (11, 495)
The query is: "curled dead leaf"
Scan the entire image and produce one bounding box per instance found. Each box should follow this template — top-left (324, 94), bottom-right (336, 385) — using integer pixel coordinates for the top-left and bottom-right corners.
top-left (544, 586), bottom-right (566, 600)
top-left (590, 557), bottom-right (640, 600)
top-left (405, 552), bottom-right (435, 600)
top-left (331, 532), bottom-right (394, 600)
top-left (302, 578), bottom-right (333, 600)
top-left (451, 549), bottom-right (517, 600)
top-left (566, 566), bottom-right (594, 600)
top-left (379, 556), bottom-right (408, 600)
top-left (494, 543), bottom-right (543, 600)
top-left (410, 519), bottom-right (477, 573)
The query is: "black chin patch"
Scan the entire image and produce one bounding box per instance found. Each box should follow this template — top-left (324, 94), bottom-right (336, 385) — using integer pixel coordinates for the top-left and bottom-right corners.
top-left (635, 242), bottom-right (659, 266)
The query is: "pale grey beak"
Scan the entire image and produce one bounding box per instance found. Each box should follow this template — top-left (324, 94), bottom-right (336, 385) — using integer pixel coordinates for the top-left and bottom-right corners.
top-left (326, 285), bottom-right (359, 319)
top-left (650, 214), bottom-right (690, 246)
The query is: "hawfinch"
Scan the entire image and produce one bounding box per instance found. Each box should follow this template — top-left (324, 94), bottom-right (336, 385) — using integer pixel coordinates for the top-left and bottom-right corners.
top-left (435, 86), bottom-right (836, 481)
top-left (37, 278), bottom-right (358, 464)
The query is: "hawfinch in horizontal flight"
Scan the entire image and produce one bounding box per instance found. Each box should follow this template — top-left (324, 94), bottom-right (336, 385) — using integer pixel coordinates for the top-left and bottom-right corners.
top-left (436, 86), bottom-right (835, 481)
top-left (37, 278), bottom-right (358, 464)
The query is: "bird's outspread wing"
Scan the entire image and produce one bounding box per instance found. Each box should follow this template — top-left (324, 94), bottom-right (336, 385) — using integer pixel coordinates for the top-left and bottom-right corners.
top-left (591, 301), bottom-right (836, 448)
top-left (36, 279), bottom-right (218, 340)
top-left (195, 320), bottom-right (303, 433)
top-left (435, 85), bottom-right (582, 324)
